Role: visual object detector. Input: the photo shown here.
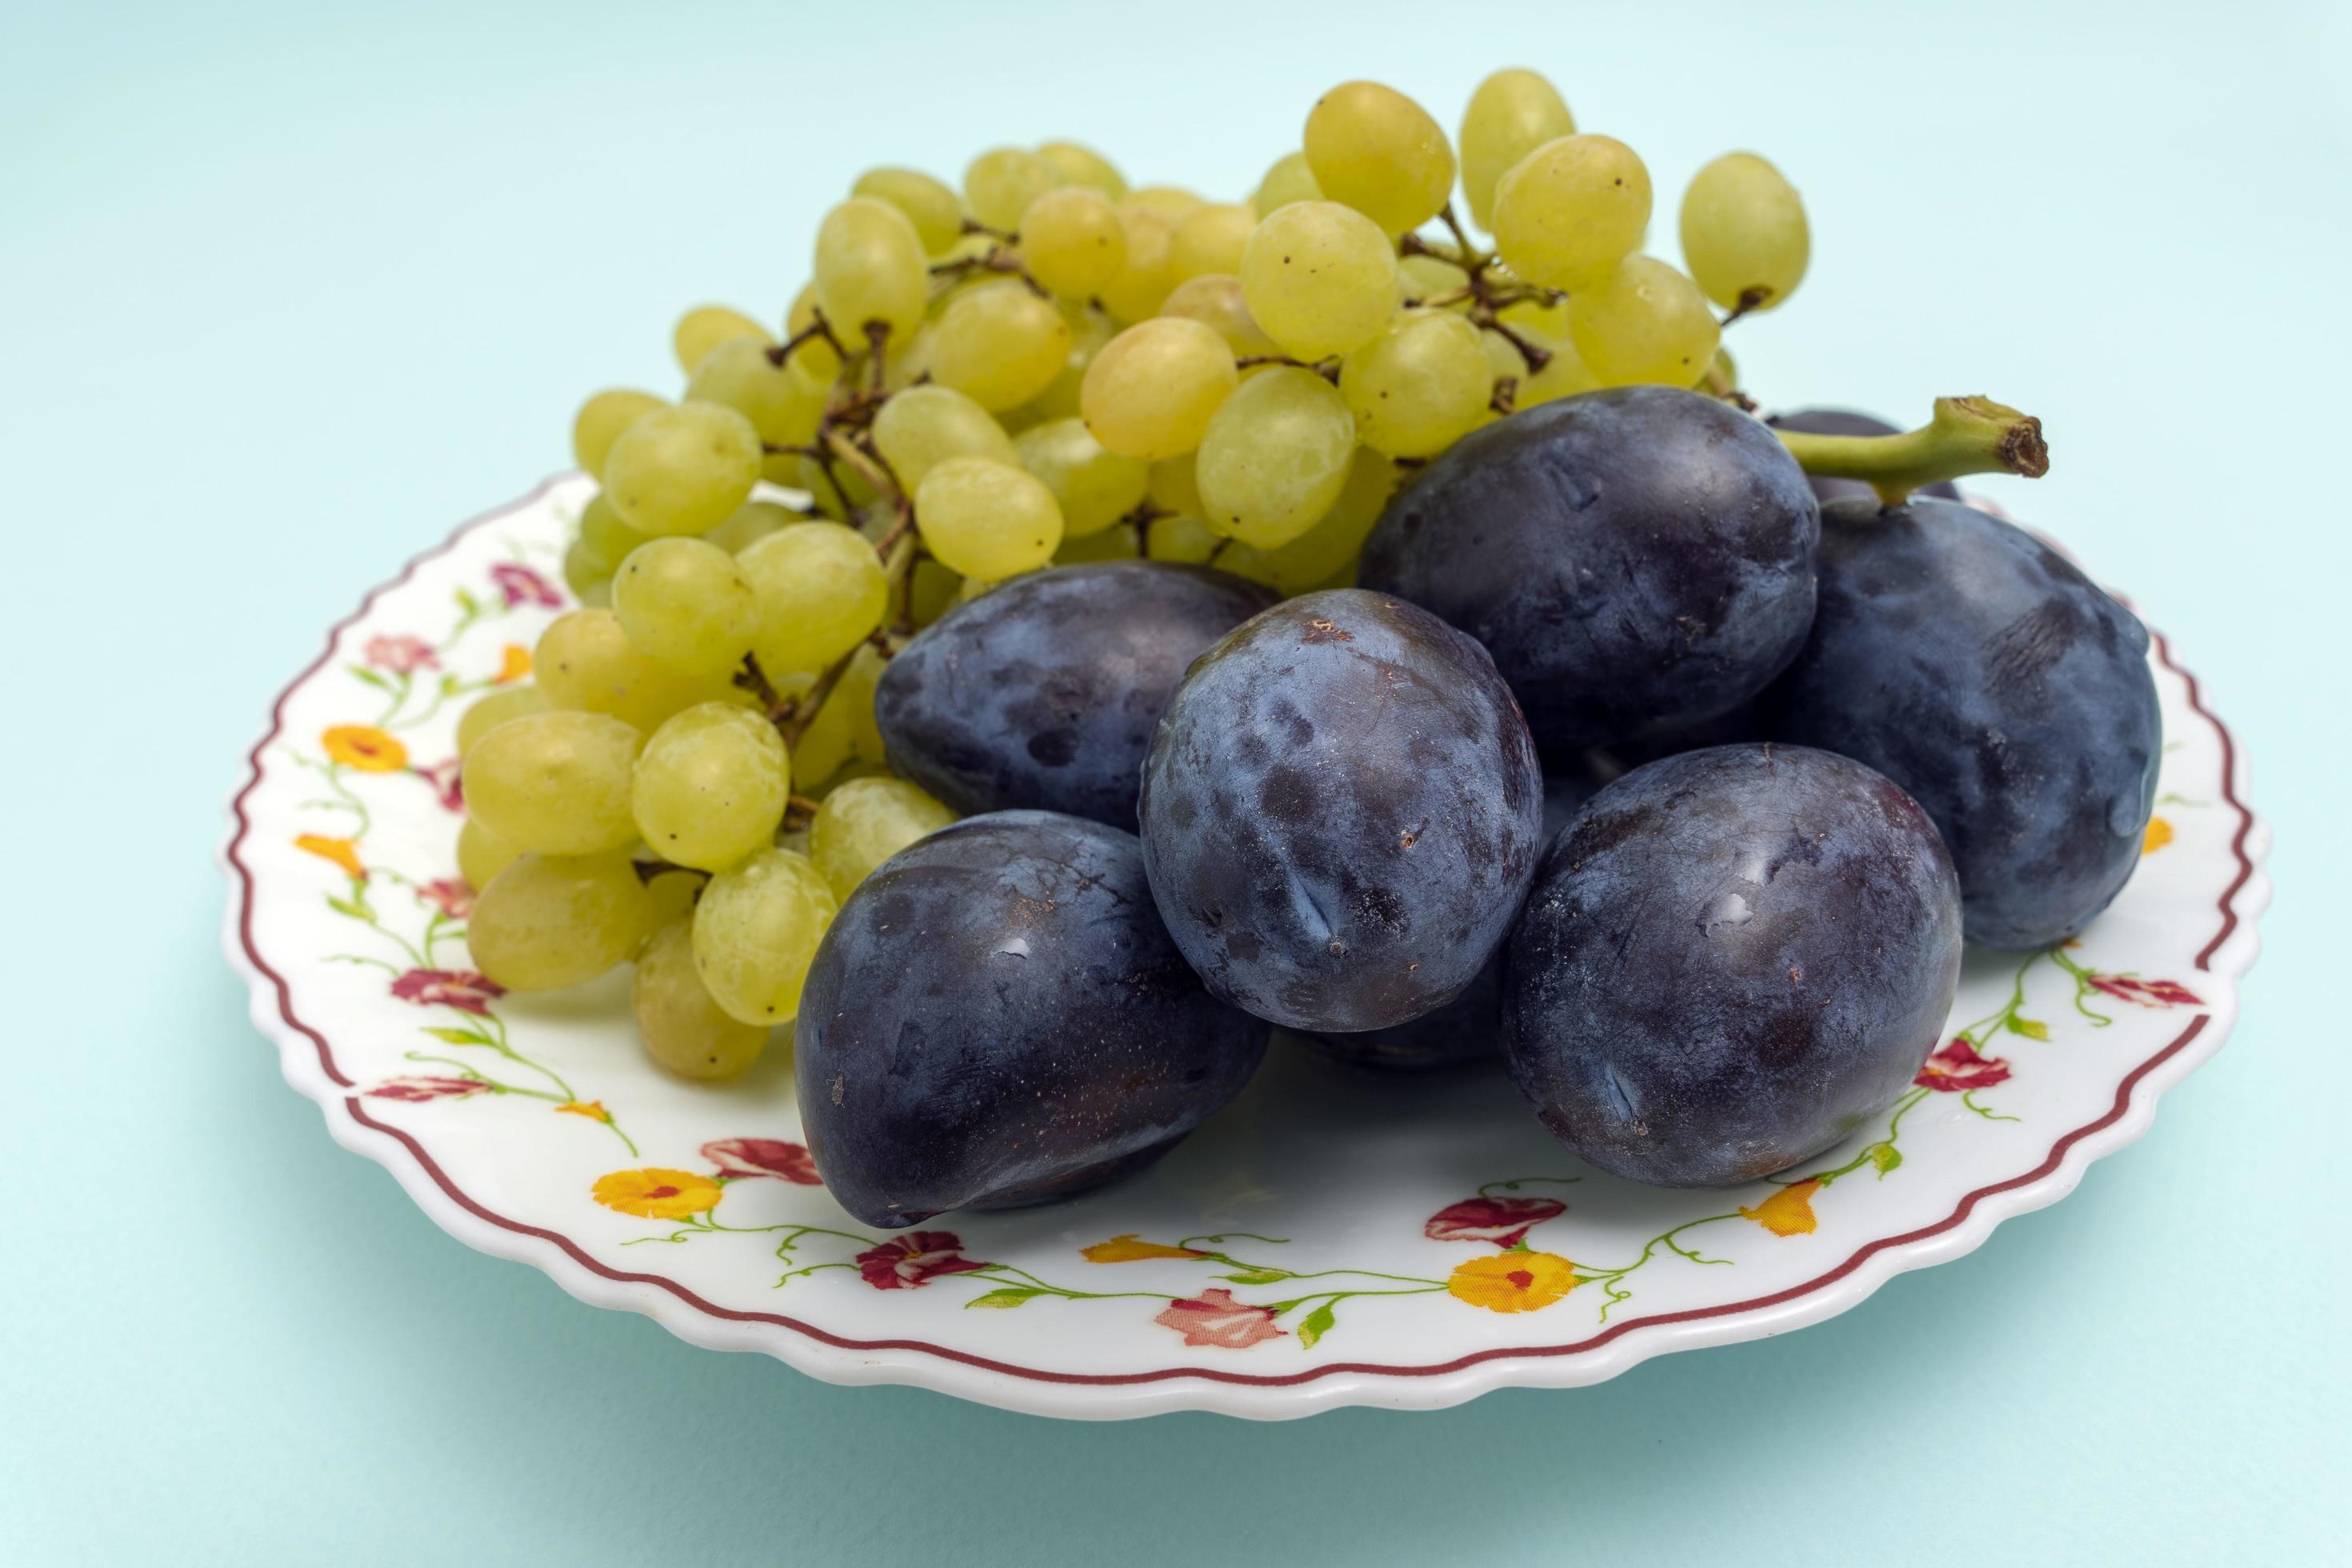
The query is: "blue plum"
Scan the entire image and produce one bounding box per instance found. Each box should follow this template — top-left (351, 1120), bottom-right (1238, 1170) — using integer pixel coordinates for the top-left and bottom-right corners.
top-left (1502, 743), bottom-right (1963, 1187)
top-left (795, 810), bottom-right (1267, 1228)
top-left (1359, 386), bottom-right (1819, 754)
top-left (1764, 497), bottom-right (2162, 948)
top-left (874, 562), bottom-right (1278, 830)
top-left (1139, 588), bottom-right (1544, 1033)
top-left (1766, 408), bottom-right (1962, 506)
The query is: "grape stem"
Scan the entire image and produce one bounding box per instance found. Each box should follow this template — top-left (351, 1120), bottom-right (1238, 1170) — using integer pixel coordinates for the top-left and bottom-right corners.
top-left (929, 244), bottom-right (1050, 300)
top-left (766, 310), bottom-right (846, 368)
top-left (1772, 397), bottom-right (2051, 506)
top-left (1398, 210), bottom-right (1562, 375)
top-left (1235, 353), bottom-right (1341, 385)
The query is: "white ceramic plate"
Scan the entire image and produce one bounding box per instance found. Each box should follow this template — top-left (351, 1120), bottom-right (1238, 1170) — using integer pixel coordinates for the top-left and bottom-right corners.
top-left (221, 474), bottom-right (2269, 1420)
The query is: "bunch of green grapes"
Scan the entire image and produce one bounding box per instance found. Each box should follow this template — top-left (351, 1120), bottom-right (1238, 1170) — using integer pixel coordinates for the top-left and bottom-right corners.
top-left (468, 69), bottom-right (1812, 1078)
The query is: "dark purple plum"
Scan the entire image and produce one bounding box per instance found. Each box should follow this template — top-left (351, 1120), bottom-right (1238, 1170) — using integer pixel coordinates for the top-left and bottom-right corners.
top-left (1763, 496), bottom-right (2162, 948)
top-left (874, 562), bottom-right (1278, 830)
top-left (1502, 744), bottom-right (1962, 1187)
top-left (1138, 588), bottom-right (1544, 1033)
top-left (1359, 386), bottom-right (1819, 754)
top-left (795, 810), bottom-right (1266, 1229)
top-left (1767, 408), bottom-right (1962, 506)
top-left (1599, 700), bottom-right (1763, 771)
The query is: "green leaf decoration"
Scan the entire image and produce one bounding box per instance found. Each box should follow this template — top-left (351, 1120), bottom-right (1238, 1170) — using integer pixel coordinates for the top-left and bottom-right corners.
top-left (454, 587), bottom-right (481, 614)
top-left (1298, 1302), bottom-right (1338, 1349)
top-left (1217, 1268), bottom-right (1291, 1286)
top-left (1866, 1142), bottom-right (1902, 1175)
top-left (422, 1026), bottom-right (489, 1046)
top-left (325, 895), bottom-right (370, 921)
top-left (964, 1287), bottom-right (1044, 1310)
top-left (2008, 1016), bottom-right (2050, 1042)
top-left (344, 665), bottom-right (394, 691)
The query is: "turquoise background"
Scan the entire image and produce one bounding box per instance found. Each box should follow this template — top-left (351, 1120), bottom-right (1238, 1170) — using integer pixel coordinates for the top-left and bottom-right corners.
top-left (6, 1), bottom-right (2346, 1561)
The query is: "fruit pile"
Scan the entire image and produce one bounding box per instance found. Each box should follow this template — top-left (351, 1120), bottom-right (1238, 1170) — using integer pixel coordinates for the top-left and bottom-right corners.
top-left (455, 69), bottom-right (2161, 1221)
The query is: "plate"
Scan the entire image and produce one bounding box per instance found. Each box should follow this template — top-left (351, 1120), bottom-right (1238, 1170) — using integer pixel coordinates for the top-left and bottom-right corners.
top-left (220, 474), bottom-right (2270, 1420)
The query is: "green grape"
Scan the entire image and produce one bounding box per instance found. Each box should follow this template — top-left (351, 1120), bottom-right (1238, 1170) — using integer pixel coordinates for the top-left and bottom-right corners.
top-left (611, 537), bottom-right (760, 675)
top-left (1054, 522), bottom-right (1141, 565)
top-left (457, 814), bottom-right (521, 890)
top-left (1255, 445), bottom-right (1406, 590)
top-left (1012, 417), bottom-right (1149, 537)
top-left (634, 918), bottom-right (770, 1079)
top-left (674, 306), bottom-right (773, 374)
top-left (1517, 330), bottom-right (1601, 407)
top-left (642, 867), bottom-right (704, 934)
top-left (703, 500), bottom-right (800, 555)
top-left (1079, 317), bottom-right (1238, 460)
top-left (1125, 186), bottom-right (1206, 215)
top-left (1492, 134), bottom-right (1652, 291)
top-left (788, 645), bottom-right (886, 790)
top-left (1568, 254), bottom-right (1721, 389)
top-left (737, 522), bottom-right (889, 674)
top-left (813, 197), bottom-right (929, 344)
top-left (1157, 274), bottom-right (1282, 358)
top-left (1497, 287), bottom-right (1574, 339)
top-left (1037, 139), bottom-right (1126, 200)
top-left (462, 709), bottom-right (641, 856)
top-left (456, 684), bottom-right (547, 760)
top-left (1100, 202), bottom-right (1181, 323)
top-left (1022, 304), bottom-right (1114, 422)
top-left (1397, 253), bottom-right (1470, 304)
top-left (562, 538), bottom-right (614, 606)
top-left (1238, 201), bottom-right (1398, 361)
top-left (871, 383), bottom-right (1018, 487)
top-left (926, 282), bottom-right (1074, 411)
top-left (1018, 186), bottom-right (1128, 299)
top-left (1147, 454), bottom-right (1205, 516)
top-left (1209, 539), bottom-right (1280, 587)
top-left (1459, 69), bottom-right (1575, 232)
top-left (1250, 150), bottom-right (1322, 216)
top-left (631, 702), bottom-right (790, 872)
top-left (571, 389), bottom-right (665, 479)
top-left (693, 847), bottom-right (838, 1025)
top-left (602, 401), bottom-right (762, 538)
top-left (1168, 203), bottom-right (1257, 283)
top-left (578, 493), bottom-right (654, 571)
top-left (1679, 151), bottom-right (1809, 313)
top-left (1194, 366), bottom-right (1356, 549)
top-left (907, 556), bottom-right (962, 627)
top-left (1339, 309), bottom-right (1493, 458)
top-left (1303, 80), bottom-right (1455, 234)
top-left (808, 776), bottom-right (958, 900)
top-left (783, 282), bottom-right (844, 384)
top-left (795, 450), bottom-right (880, 523)
top-left (852, 166), bottom-right (966, 256)
top-left (1143, 512), bottom-right (1221, 565)
top-left (467, 852), bottom-right (651, 992)
top-left (683, 335), bottom-right (826, 450)
top-left (914, 457), bottom-right (1064, 578)
top-left (535, 607), bottom-right (736, 734)
top-left (963, 146), bottom-right (1062, 231)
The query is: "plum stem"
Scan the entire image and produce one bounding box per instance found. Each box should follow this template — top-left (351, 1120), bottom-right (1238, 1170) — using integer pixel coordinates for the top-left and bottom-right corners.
top-left (1771, 397), bottom-right (2050, 507)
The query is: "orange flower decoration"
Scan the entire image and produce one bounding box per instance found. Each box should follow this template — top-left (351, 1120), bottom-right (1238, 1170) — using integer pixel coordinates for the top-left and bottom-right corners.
top-left (322, 724), bottom-right (410, 773)
top-left (1741, 1178), bottom-right (1821, 1237)
top-left (1082, 1234), bottom-right (1210, 1263)
top-left (556, 1099), bottom-right (611, 1123)
top-left (494, 643), bottom-right (532, 684)
top-left (592, 1167), bottom-right (722, 1220)
top-left (2142, 816), bottom-right (2174, 855)
top-left (294, 834), bottom-right (366, 879)
top-left (1446, 1251), bottom-right (1579, 1313)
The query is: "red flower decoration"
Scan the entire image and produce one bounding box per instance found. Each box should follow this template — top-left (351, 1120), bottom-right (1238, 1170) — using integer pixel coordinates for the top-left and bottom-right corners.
top-left (1154, 1288), bottom-right (1286, 1350)
top-left (417, 878), bottom-right (474, 918)
top-left (414, 756), bottom-right (466, 813)
top-left (854, 1232), bottom-right (990, 1290)
top-left (1423, 1195), bottom-right (1567, 1249)
top-left (702, 1138), bottom-right (821, 1185)
top-left (364, 634), bottom-right (439, 674)
top-left (2088, 974), bottom-right (2203, 1009)
top-left (491, 562), bottom-right (561, 608)
top-left (366, 1075), bottom-right (490, 1102)
top-left (390, 968), bottom-right (505, 1017)
top-left (1915, 1037), bottom-right (2011, 1093)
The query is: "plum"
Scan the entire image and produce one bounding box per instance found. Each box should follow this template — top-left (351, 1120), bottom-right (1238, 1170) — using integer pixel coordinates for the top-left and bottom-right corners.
top-left (795, 810), bottom-right (1266, 1228)
top-left (1764, 497), bottom-right (2162, 948)
top-left (1767, 408), bottom-right (1962, 506)
top-left (1139, 588), bottom-right (1544, 1032)
top-left (874, 562), bottom-right (1278, 830)
top-left (1359, 386), bottom-right (1819, 754)
top-left (1502, 744), bottom-right (1962, 1187)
